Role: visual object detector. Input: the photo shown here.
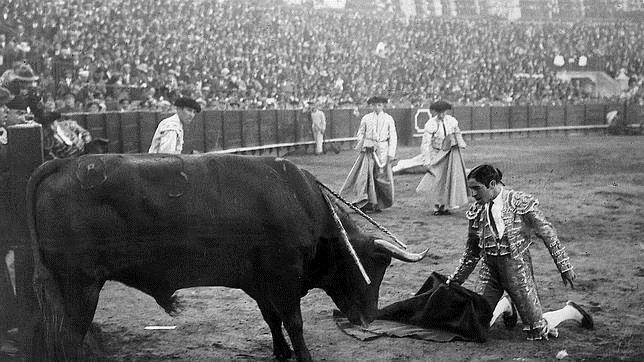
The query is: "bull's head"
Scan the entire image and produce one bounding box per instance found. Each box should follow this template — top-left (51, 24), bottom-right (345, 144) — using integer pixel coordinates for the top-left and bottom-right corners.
top-left (322, 207), bottom-right (428, 327)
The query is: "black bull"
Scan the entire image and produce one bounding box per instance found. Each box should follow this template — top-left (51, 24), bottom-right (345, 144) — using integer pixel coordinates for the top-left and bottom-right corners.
top-left (25, 154), bottom-right (428, 361)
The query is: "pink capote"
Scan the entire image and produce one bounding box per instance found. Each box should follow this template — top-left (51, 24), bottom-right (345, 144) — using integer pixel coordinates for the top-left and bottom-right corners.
top-left (416, 145), bottom-right (469, 210)
top-left (340, 150), bottom-right (394, 210)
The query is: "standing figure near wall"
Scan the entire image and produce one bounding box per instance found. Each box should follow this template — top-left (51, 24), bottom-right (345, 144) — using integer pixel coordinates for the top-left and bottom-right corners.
top-left (149, 97), bottom-right (201, 154)
top-left (310, 103), bottom-right (326, 155)
top-left (416, 100), bottom-right (469, 215)
top-left (340, 96), bottom-right (397, 213)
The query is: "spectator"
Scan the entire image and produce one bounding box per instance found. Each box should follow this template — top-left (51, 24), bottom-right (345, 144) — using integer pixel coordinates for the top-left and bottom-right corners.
top-left (118, 97), bottom-right (132, 112)
top-left (1, 0), bottom-right (642, 109)
top-left (3, 63), bottom-right (44, 123)
top-left (58, 93), bottom-right (79, 113)
top-left (86, 100), bottom-right (101, 113)
top-left (0, 86), bottom-right (13, 128)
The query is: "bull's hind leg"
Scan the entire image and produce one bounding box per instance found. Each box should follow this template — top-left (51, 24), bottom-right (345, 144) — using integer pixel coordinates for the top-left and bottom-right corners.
top-left (255, 298), bottom-right (292, 360)
top-left (59, 276), bottom-right (103, 355)
top-left (34, 269), bottom-right (103, 360)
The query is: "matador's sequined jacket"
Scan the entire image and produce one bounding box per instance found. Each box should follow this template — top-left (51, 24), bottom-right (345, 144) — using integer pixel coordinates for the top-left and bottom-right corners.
top-left (450, 188), bottom-right (573, 284)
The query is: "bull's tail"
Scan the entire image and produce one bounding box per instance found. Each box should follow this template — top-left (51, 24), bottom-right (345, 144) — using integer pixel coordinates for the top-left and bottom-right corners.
top-left (25, 159), bottom-right (78, 360)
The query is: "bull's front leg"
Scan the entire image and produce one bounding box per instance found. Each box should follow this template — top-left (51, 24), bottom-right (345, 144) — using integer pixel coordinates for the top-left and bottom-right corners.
top-left (253, 288), bottom-right (312, 361)
top-left (281, 303), bottom-right (312, 362)
top-left (255, 299), bottom-right (292, 360)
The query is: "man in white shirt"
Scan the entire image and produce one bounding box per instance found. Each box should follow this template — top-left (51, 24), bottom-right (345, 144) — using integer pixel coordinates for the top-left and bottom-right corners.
top-left (340, 96), bottom-right (397, 213)
top-left (148, 97), bottom-right (201, 154)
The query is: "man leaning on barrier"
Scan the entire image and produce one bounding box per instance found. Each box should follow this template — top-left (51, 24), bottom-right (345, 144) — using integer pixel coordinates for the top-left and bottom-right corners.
top-left (149, 97), bottom-right (201, 154)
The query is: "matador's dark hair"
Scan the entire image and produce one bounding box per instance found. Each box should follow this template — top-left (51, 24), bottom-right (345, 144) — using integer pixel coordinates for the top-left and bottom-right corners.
top-left (467, 164), bottom-right (505, 187)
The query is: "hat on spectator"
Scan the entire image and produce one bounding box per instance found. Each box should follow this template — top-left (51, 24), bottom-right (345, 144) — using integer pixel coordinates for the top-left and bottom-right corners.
top-left (0, 86), bottom-right (14, 105)
top-left (367, 96), bottom-right (388, 105)
top-left (136, 63), bottom-right (149, 73)
top-left (174, 97), bottom-right (201, 113)
top-left (39, 111), bottom-right (61, 125)
top-left (13, 63), bottom-right (39, 82)
top-left (429, 100), bottom-right (452, 112)
top-left (86, 100), bottom-right (100, 108)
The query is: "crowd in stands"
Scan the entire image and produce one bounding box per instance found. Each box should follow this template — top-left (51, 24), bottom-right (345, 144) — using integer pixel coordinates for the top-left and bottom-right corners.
top-left (1, 0), bottom-right (643, 112)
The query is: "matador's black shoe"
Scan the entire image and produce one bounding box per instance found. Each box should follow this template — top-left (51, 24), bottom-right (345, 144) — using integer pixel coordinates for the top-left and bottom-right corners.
top-left (502, 298), bottom-right (519, 329)
top-left (567, 301), bottom-right (594, 330)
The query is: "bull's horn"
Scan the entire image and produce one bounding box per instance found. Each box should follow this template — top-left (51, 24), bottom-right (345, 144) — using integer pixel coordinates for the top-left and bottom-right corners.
top-left (374, 239), bottom-right (428, 262)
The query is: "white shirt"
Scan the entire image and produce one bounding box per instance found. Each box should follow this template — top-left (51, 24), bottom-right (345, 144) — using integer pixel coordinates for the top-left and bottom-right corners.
top-left (355, 111), bottom-right (397, 164)
top-left (148, 114), bottom-right (184, 154)
top-left (486, 188), bottom-right (505, 239)
top-left (311, 109), bottom-right (326, 133)
top-left (423, 114), bottom-right (460, 137)
top-left (420, 114), bottom-right (462, 164)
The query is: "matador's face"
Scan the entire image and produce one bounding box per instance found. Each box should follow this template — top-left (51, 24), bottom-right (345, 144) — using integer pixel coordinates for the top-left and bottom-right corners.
top-left (467, 179), bottom-right (498, 204)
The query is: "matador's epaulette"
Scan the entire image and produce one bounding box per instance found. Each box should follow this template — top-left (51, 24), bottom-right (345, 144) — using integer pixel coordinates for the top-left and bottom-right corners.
top-left (466, 202), bottom-right (483, 220)
top-left (508, 190), bottom-right (539, 214)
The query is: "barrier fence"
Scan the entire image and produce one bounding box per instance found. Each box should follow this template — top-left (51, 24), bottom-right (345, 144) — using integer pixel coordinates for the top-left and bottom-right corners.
top-left (59, 103), bottom-right (640, 154)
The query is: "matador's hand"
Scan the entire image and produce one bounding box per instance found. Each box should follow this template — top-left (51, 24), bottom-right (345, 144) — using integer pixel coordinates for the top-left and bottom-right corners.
top-left (561, 269), bottom-right (576, 289)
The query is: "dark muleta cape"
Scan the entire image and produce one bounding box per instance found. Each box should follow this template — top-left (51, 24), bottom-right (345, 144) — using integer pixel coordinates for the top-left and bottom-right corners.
top-left (335, 272), bottom-right (492, 342)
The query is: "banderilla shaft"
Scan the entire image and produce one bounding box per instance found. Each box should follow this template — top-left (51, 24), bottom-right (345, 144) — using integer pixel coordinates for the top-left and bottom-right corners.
top-left (316, 181), bottom-right (408, 250)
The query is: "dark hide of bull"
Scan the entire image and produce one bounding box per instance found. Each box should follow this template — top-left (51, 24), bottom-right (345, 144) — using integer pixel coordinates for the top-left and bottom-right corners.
top-left (25, 154), bottom-right (427, 362)
top-left (83, 138), bottom-right (110, 155)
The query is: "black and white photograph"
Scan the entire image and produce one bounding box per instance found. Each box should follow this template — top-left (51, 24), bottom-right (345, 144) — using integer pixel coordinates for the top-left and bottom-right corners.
top-left (1, 0), bottom-right (642, 360)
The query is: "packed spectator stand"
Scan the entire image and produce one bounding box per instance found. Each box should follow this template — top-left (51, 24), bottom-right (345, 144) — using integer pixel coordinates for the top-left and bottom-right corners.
top-left (0, 0), bottom-right (642, 112)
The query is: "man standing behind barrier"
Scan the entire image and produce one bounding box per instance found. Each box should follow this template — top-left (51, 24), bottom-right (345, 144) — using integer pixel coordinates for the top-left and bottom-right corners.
top-left (340, 96), bottom-right (397, 213)
top-left (148, 97), bottom-right (201, 154)
top-left (310, 103), bottom-right (326, 155)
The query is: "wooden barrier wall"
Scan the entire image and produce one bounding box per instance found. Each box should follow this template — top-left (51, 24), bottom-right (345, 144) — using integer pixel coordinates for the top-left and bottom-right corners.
top-left (61, 103), bottom-right (640, 154)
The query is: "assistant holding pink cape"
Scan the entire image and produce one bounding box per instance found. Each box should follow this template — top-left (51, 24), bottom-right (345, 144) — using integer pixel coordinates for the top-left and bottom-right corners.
top-left (416, 101), bottom-right (469, 215)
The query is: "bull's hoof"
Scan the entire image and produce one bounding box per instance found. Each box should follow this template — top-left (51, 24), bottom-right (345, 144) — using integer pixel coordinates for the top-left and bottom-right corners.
top-left (273, 347), bottom-right (293, 361)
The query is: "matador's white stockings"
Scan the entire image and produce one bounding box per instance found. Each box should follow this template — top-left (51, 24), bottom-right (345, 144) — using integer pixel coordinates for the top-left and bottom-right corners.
top-left (490, 296), bottom-right (588, 338)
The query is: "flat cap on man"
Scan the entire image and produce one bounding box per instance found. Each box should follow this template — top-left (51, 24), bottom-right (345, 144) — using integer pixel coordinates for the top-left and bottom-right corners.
top-left (174, 97), bottom-right (201, 113)
top-left (367, 96), bottom-right (388, 105)
top-left (429, 100), bottom-right (452, 112)
top-left (12, 63), bottom-right (39, 82)
top-left (38, 111), bottom-right (62, 125)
